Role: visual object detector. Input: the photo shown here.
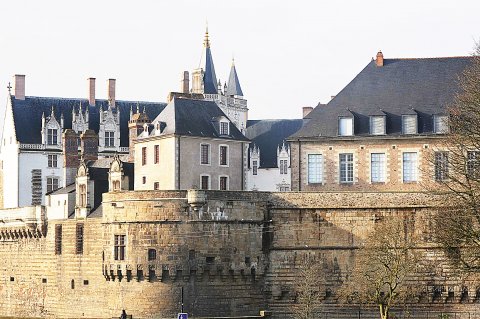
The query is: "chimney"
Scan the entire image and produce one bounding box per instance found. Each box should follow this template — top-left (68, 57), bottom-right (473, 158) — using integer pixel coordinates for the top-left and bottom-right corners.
top-left (80, 130), bottom-right (98, 162)
top-left (128, 111), bottom-right (150, 162)
top-left (181, 71), bottom-right (190, 94)
top-left (13, 74), bottom-right (25, 100)
top-left (107, 79), bottom-right (116, 107)
top-left (88, 78), bottom-right (96, 106)
top-left (302, 107), bottom-right (313, 118)
top-left (376, 50), bottom-right (384, 67)
top-left (62, 129), bottom-right (79, 187)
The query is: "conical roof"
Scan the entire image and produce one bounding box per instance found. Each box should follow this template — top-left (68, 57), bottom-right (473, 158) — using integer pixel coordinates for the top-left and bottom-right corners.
top-left (226, 60), bottom-right (244, 97)
top-left (202, 29), bottom-right (218, 94)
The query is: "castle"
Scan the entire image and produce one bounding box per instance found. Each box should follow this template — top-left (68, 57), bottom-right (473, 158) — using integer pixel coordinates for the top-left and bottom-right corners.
top-left (0, 29), bottom-right (477, 318)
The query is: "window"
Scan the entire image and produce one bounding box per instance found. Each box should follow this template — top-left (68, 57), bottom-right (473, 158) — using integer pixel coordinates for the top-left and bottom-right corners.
top-left (219, 146), bottom-right (228, 166)
top-left (55, 225), bottom-right (62, 255)
top-left (76, 223), bottom-right (84, 255)
top-left (200, 175), bottom-right (210, 190)
top-left (338, 117), bottom-right (353, 136)
top-left (142, 176), bottom-right (146, 184)
top-left (308, 154), bottom-right (323, 184)
top-left (48, 154), bottom-right (58, 168)
top-left (280, 160), bottom-right (288, 174)
top-left (154, 182), bottom-right (159, 190)
top-left (370, 153), bottom-right (386, 183)
top-left (79, 184), bottom-right (87, 207)
top-left (220, 122), bottom-right (229, 135)
top-left (402, 115), bottom-right (417, 134)
top-left (47, 129), bottom-right (57, 145)
top-left (154, 145), bottom-right (159, 164)
top-left (113, 180), bottom-right (121, 191)
top-left (142, 147), bottom-right (147, 165)
top-left (467, 151), bottom-right (480, 179)
top-left (339, 153), bottom-right (354, 183)
top-left (434, 115), bottom-right (449, 134)
top-left (105, 131), bottom-right (115, 147)
top-left (114, 235), bottom-right (126, 261)
top-left (200, 144), bottom-right (210, 165)
top-left (370, 116), bottom-right (386, 135)
top-left (252, 160), bottom-right (258, 175)
top-left (403, 152), bottom-right (418, 182)
top-left (148, 249), bottom-right (157, 261)
top-left (47, 177), bottom-right (59, 193)
top-left (435, 152), bottom-right (449, 181)
top-left (219, 176), bottom-right (228, 190)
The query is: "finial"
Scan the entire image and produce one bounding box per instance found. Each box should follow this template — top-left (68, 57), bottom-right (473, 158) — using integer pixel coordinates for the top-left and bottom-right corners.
top-left (232, 56), bottom-right (235, 66)
top-left (7, 82), bottom-right (12, 93)
top-left (143, 105), bottom-right (146, 113)
top-left (204, 22), bottom-right (210, 48)
top-left (136, 102), bottom-right (140, 114)
top-left (50, 105), bottom-right (55, 116)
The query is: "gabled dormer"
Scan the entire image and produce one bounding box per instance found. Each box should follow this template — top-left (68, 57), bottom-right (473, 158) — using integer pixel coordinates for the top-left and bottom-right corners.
top-left (213, 115), bottom-right (231, 137)
top-left (277, 142), bottom-right (290, 175)
top-left (250, 144), bottom-right (260, 175)
top-left (99, 102), bottom-right (120, 151)
top-left (72, 103), bottom-right (89, 134)
top-left (41, 107), bottom-right (63, 147)
top-left (108, 155), bottom-right (133, 192)
top-left (402, 109), bottom-right (418, 135)
top-left (75, 161), bottom-right (91, 218)
top-left (338, 109), bottom-right (354, 136)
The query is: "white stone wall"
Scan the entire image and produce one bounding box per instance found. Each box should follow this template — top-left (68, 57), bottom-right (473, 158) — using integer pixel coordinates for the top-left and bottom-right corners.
top-left (246, 167), bottom-right (291, 191)
top-left (46, 191), bottom-right (75, 220)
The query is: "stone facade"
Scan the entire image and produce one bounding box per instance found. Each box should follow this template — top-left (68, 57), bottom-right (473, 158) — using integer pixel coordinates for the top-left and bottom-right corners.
top-left (0, 190), bottom-right (475, 318)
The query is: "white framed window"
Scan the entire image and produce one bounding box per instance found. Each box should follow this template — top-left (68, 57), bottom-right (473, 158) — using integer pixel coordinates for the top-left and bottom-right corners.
top-left (338, 117), bottom-right (353, 136)
top-left (200, 144), bottom-right (211, 165)
top-left (402, 115), bottom-right (417, 135)
top-left (252, 160), bottom-right (258, 175)
top-left (200, 175), bottom-right (210, 190)
top-left (105, 131), bottom-right (115, 147)
top-left (339, 153), bottom-right (354, 183)
top-left (402, 152), bottom-right (418, 182)
top-left (280, 159), bottom-right (288, 175)
top-left (307, 154), bottom-right (323, 184)
top-left (219, 145), bottom-right (229, 166)
top-left (219, 176), bottom-right (229, 190)
top-left (370, 153), bottom-right (386, 183)
top-left (48, 154), bottom-right (58, 168)
top-left (370, 116), bottom-right (386, 135)
top-left (47, 177), bottom-right (59, 193)
top-left (434, 115), bottom-right (449, 134)
top-left (435, 152), bottom-right (449, 181)
top-left (47, 129), bottom-right (58, 145)
top-left (220, 121), bottom-right (229, 135)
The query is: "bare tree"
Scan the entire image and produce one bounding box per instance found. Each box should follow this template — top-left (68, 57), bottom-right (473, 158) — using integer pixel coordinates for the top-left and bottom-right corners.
top-left (292, 256), bottom-right (326, 319)
top-left (340, 216), bottom-right (421, 319)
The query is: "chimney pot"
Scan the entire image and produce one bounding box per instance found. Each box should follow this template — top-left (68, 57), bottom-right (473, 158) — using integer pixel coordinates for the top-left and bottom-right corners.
top-left (107, 79), bottom-right (116, 107)
top-left (181, 71), bottom-right (190, 94)
top-left (302, 107), bottom-right (314, 118)
top-left (376, 50), bottom-right (384, 67)
top-left (88, 78), bottom-right (96, 106)
top-left (13, 74), bottom-right (26, 100)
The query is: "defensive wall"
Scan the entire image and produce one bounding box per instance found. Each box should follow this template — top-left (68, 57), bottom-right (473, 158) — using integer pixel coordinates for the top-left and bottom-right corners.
top-left (0, 190), bottom-right (477, 318)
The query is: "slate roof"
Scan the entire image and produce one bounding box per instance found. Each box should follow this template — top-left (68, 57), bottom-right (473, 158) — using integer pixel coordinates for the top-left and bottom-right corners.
top-left (291, 57), bottom-right (473, 139)
top-left (246, 119), bottom-right (304, 168)
top-left (226, 63), bottom-right (244, 96)
top-left (10, 96), bottom-right (166, 146)
top-left (151, 98), bottom-right (249, 141)
top-left (203, 47), bottom-right (218, 94)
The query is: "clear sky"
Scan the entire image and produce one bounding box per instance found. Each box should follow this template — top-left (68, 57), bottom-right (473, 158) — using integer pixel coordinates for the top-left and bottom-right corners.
top-left (0, 0), bottom-right (479, 121)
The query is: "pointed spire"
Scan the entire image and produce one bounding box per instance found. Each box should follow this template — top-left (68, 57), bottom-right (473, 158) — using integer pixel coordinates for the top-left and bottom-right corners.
top-left (203, 27), bottom-right (218, 94)
top-left (130, 105), bottom-right (133, 120)
top-left (136, 102), bottom-right (140, 114)
top-left (226, 58), bottom-right (244, 97)
top-left (50, 106), bottom-right (55, 117)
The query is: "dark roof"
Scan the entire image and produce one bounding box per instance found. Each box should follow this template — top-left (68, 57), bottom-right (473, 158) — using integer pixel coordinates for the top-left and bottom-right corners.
top-left (152, 98), bottom-right (249, 141)
top-left (203, 47), bottom-right (218, 94)
top-left (10, 96), bottom-right (166, 146)
top-left (246, 119), bottom-right (304, 168)
top-left (291, 57), bottom-right (473, 138)
top-left (46, 183), bottom-right (76, 196)
top-left (226, 63), bottom-right (244, 96)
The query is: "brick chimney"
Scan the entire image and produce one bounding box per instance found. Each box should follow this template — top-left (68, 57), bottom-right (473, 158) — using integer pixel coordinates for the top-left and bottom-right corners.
top-left (88, 78), bottom-right (96, 106)
top-left (302, 107), bottom-right (313, 118)
top-left (107, 79), bottom-right (116, 107)
top-left (63, 129), bottom-right (79, 187)
top-left (13, 74), bottom-right (25, 100)
top-left (376, 50), bottom-right (384, 67)
top-left (80, 130), bottom-right (98, 162)
top-left (181, 71), bottom-right (190, 94)
top-left (128, 111), bottom-right (150, 162)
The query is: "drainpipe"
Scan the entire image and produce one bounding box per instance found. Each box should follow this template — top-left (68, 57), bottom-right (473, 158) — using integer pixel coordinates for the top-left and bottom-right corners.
top-left (177, 136), bottom-right (181, 189)
top-left (298, 139), bottom-right (302, 191)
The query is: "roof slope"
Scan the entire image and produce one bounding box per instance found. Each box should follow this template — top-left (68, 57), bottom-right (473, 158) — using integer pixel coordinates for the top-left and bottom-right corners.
top-left (153, 98), bottom-right (249, 141)
top-left (291, 57), bottom-right (473, 138)
top-left (246, 119), bottom-right (304, 168)
top-left (11, 96), bottom-right (166, 146)
top-left (226, 63), bottom-right (244, 96)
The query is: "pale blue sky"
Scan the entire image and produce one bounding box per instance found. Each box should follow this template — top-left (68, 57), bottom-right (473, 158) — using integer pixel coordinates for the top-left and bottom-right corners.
top-left (0, 0), bottom-right (479, 120)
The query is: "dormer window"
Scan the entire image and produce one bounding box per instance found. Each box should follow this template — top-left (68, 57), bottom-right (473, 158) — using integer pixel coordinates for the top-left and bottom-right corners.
top-left (402, 114), bottom-right (417, 135)
top-left (338, 117), bottom-right (353, 136)
top-left (433, 115), bottom-right (449, 134)
top-left (370, 116), bottom-right (386, 135)
top-left (47, 129), bottom-right (58, 145)
top-left (220, 121), bottom-right (229, 135)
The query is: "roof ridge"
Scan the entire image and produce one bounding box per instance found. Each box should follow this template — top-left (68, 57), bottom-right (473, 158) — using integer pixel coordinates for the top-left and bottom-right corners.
top-left (24, 96), bottom-right (167, 104)
top-left (386, 56), bottom-right (473, 60)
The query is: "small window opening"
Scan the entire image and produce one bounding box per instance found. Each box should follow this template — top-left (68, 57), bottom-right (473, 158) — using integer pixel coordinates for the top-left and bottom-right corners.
top-left (148, 269), bottom-right (156, 282)
top-left (188, 250), bottom-right (195, 260)
top-left (83, 280), bottom-right (89, 285)
top-left (148, 248), bottom-right (157, 261)
top-left (10, 277), bottom-right (14, 282)
top-left (206, 256), bottom-right (215, 264)
top-left (42, 278), bottom-right (47, 284)
top-left (71, 279), bottom-right (75, 289)
top-left (136, 269), bottom-right (144, 281)
top-left (245, 257), bottom-right (251, 265)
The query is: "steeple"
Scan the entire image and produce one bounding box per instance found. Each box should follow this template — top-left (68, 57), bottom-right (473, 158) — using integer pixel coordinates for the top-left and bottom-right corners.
top-left (226, 58), bottom-right (244, 97)
top-left (202, 26), bottom-right (218, 94)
